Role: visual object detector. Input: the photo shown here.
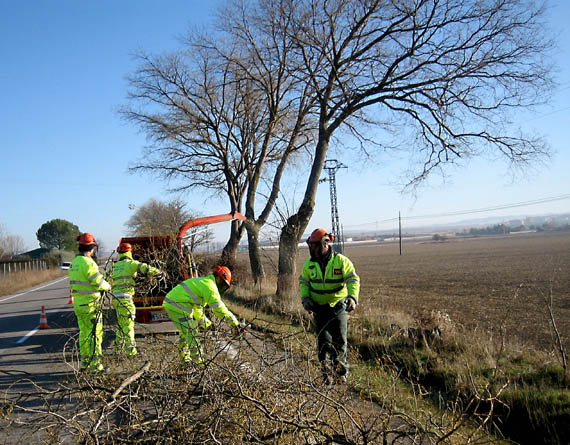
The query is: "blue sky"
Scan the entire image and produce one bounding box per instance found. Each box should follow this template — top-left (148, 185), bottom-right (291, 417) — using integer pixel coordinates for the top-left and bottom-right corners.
top-left (1, 1), bottom-right (569, 251)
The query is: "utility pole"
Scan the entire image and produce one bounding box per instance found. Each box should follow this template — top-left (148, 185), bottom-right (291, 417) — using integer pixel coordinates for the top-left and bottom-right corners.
top-left (399, 211), bottom-right (402, 256)
top-left (319, 159), bottom-right (347, 253)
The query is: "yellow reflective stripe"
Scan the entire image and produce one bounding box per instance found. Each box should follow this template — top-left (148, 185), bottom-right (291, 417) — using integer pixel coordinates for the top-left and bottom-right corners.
top-left (70, 280), bottom-right (91, 286)
top-left (113, 293), bottom-right (133, 299)
top-left (181, 283), bottom-right (201, 306)
top-left (320, 277), bottom-right (344, 284)
top-left (137, 263), bottom-right (144, 273)
top-left (164, 297), bottom-right (195, 314)
top-left (345, 272), bottom-right (357, 279)
top-left (209, 301), bottom-right (223, 309)
top-left (115, 275), bottom-right (134, 281)
top-left (73, 289), bottom-right (101, 295)
top-left (89, 272), bottom-right (102, 282)
top-left (310, 285), bottom-right (345, 295)
top-left (299, 277), bottom-right (310, 285)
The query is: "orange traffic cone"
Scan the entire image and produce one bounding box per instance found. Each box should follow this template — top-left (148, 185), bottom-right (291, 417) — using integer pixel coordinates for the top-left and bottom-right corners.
top-left (68, 289), bottom-right (74, 304)
top-left (39, 306), bottom-right (50, 329)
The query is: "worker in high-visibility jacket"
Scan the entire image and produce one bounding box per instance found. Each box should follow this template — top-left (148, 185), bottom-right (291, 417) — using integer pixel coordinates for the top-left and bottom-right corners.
top-left (162, 266), bottom-right (241, 363)
top-left (299, 228), bottom-right (360, 384)
top-left (111, 242), bottom-right (162, 356)
top-left (69, 233), bottom-right (111, 373)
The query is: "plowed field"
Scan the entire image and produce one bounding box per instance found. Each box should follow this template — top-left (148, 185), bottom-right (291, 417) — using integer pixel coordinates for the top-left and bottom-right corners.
top-left (340, 231), bottom-right (570, 351)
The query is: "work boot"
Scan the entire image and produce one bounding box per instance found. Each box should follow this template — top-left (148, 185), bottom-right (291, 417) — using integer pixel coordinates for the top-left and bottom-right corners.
top-left (126, 348), bottom-right (138, 358)
top-left (321, 362), bottom-right (334, 386)
top-left (322, 373), bottom-right (334, 386)
top-left (335, 374), bottom-right (347, 384)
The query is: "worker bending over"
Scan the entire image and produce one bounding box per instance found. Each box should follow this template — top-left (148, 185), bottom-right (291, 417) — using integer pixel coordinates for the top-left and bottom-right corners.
top-left (111, 242), bottom-right (162, 356)
top-left (299, 228), bottom-right (360, 384)
top-left (163, 266), bottom-right (241, 364)
top-left (69, 233), bottom-right (111, 373)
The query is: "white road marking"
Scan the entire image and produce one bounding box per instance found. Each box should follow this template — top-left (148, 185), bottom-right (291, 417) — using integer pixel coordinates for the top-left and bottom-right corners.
top-left (0, 277), bottom-right (68, 303)
top-left (0, 276), bottom-right (68, 343)
top-left (16, 328), bottom-right (39, 344)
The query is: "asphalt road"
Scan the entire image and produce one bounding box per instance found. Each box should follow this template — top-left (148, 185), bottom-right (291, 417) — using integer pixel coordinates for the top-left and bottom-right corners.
top-left (0, 277), bottom-right (179, 444)
top-left (0, 277), bottom-right (177, 387)
top-left (0, 277), bottom-right (76, 389)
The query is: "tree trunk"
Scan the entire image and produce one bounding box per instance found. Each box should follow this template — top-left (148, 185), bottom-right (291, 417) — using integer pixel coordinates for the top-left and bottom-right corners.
top-left (276, 216), bottom-right (301, 297)
top-left (246, 223), bottom-right (265, 285)
top-left (220, 219), bottom-right (245, 269)
top-left (276, 132), bottom-right (331, 298)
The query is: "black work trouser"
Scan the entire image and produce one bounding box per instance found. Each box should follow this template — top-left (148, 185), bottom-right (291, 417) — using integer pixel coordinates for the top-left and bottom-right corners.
top-left (313, 300), bottom-right (349, 376)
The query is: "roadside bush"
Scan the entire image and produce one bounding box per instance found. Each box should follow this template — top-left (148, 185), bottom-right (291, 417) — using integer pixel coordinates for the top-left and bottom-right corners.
top-left (41, 253), bottom-right (61, 268)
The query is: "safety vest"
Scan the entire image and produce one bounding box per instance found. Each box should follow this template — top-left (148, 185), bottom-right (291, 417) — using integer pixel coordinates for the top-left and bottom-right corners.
top-left (69, 255), bottom-right (111, 304)
top-left (163, 275), bottom-right (239, 327)
top-left (111, 252), bottom-right (161, 298)
top-left (299, 253), bottom-right (360, 307)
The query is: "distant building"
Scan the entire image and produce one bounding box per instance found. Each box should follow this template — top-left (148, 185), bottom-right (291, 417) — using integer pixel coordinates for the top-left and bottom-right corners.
top-left (20, 248), bottom-right (75, 262)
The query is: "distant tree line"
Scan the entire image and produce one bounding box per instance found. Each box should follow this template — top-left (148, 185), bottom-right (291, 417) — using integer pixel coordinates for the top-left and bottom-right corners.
top-left (457, 221), bottom-right (570, 237)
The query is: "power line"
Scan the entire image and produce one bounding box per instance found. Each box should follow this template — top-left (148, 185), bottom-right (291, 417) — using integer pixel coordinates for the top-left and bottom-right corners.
top-left (345, 193), bottom-right (570, 228)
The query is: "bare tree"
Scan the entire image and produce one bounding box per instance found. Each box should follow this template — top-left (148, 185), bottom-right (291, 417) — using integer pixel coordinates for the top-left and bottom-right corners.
top-left (122, 50), bottom-right (251, 265)
top-left (0, 224), bottom-right (6, 258)
top-left (3, 235), bottom-right (26, 257)
top-left (123, 21), bottom-right (315, 277)
top-left (125, 198), bottom-right (213, 249)
top-left (262, 0), bottom-right (555, 296)
top-left (123, 0), bottom-right (553, 292)
top-left (210, 2), bottom-right (317, 282)
top-left (0, 224), bottom-right (27, 258)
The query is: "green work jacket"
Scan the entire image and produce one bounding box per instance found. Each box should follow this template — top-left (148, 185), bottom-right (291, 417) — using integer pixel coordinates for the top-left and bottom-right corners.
top-left (69, 254), bottom-right (111, 305)
top-left (111, 252), bottom-right (161, 298)
top-left (163, 274), bottom-right (239, 327)
top-left (299, 252), bottom-right (360, 307)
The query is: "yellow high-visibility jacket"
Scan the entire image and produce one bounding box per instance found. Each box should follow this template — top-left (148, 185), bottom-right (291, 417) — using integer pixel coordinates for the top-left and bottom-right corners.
top-left (299, 253), bottom-right (360, 307)
top-left (111, 251), bottom-right (161, 297)
top-left (69, 255), bottom-right (111, 305)
top-left (163, 274), bottom-right (239, 327)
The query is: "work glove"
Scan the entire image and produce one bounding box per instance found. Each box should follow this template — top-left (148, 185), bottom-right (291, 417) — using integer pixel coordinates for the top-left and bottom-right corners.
top-left (302, 297), bottom-right (316, 312)
top-left (233, 322), bottom-right (246, 338)
top-left (344, 296), bottom-right (358, 313)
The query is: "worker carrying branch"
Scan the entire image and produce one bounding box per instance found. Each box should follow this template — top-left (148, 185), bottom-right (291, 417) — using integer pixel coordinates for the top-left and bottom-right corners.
top-left (299, 228), bottom-right (360, 384)
top-left (69, 233), bottom-right (111, 374)
top-left (162, 265), bottom-right (242, 364)
top-left (111, 242), bottom-right (163, 356)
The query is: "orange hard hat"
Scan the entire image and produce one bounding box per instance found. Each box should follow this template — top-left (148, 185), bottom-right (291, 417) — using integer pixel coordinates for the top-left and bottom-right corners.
top-left (76, 233), bottom-right (97, 246)
top-left (213, 265), bottom-right (232, 286)
top-left (117, 242), bottom-right (132, 253)
top-left (307, 228), bottom-right (335, 243)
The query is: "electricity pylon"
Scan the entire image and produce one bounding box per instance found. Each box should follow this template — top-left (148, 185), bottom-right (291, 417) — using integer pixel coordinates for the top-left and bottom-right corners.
top-left (320, 159), bottom-right (347, 253)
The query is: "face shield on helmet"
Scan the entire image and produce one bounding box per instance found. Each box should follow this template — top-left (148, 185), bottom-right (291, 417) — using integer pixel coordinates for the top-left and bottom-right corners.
top-left (213, 265), bottom-right (232, 286)
top-left (307, 229), bottom-right (334, 256)
top-left (213, 265), bottom-right (232, 293)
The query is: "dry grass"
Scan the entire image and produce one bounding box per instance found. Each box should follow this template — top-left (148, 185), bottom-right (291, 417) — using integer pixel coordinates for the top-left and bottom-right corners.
top-left (231, 232), bottom-right (570, 443)
top-left (0, 269), bottom-right (65, 296)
